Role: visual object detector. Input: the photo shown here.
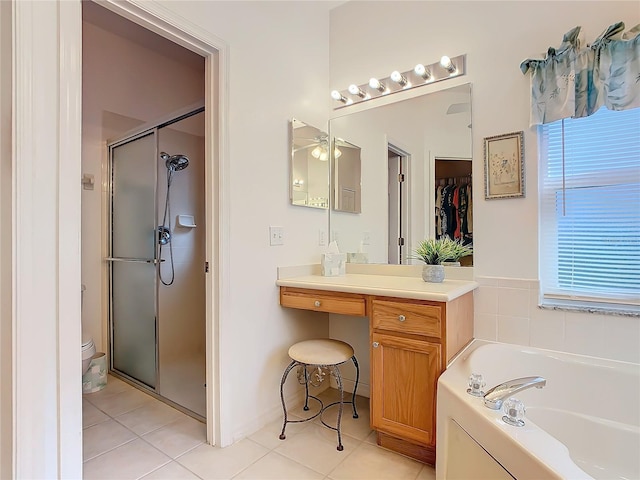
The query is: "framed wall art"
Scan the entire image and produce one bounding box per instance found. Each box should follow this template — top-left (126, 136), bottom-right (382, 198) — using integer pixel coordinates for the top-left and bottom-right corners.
top-left (483, 131), bottom-right (524, 199)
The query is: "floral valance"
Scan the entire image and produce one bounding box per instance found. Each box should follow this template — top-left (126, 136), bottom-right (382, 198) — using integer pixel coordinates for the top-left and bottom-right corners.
top-left (520, 22), bottom-right (640, 126)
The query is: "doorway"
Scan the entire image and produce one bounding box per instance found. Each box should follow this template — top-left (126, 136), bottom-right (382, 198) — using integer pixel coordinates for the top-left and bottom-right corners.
top-left (387, 144), bottom-right (410, 264)
top-left (81, 0), bottom-right (222, 440)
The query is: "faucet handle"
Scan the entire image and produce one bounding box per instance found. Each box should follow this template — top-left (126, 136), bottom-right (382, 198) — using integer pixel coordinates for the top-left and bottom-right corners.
top-left (502, 397), bottom-right (526, 427)
top-left (466, 373), bottom-right (486, 397)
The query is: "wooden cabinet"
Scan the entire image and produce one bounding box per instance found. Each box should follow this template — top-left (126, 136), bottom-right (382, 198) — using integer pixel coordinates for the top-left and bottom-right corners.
top-left (371, 332), bottom-right (441, 446)
top-left (367, 295), bottom-right (472, 464)
top-left (278, 285), bottom-right (474, 466)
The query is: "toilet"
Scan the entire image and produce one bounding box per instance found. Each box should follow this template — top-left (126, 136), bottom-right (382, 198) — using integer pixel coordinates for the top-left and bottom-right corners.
top-left (82, 335), bottom-right (96, 375)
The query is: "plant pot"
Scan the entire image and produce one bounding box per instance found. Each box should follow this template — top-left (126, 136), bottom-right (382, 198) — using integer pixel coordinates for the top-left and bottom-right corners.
top-left (422, 264), bottom-right (445, 283)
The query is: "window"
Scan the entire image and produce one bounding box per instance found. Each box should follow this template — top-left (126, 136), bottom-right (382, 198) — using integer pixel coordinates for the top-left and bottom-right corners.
top-left (539, 106), bottom-right (640, 312)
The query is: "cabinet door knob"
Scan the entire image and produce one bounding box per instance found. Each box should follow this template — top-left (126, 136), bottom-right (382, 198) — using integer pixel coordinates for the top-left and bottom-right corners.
top-left (372, 342), bottom-right (379, 348)
top-left (398, 314), bottom-right (406, 322)
top-left (314, 300), bottom-right (321, 307)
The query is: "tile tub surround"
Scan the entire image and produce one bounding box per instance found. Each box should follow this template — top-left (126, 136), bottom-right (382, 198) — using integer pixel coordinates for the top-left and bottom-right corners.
top-left (473, 276), bottom-right (640, 364)
top-left (83, 376), bottom-right (436, 480)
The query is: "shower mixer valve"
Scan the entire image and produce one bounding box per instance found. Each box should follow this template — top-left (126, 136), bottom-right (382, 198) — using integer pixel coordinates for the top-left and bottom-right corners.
top-left (158, 226), bottom-right (171, 245)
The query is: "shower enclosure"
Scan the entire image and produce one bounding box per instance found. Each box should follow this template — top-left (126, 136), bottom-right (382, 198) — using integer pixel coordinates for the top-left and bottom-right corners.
top-left (107, 107), bottom-right (206, 418)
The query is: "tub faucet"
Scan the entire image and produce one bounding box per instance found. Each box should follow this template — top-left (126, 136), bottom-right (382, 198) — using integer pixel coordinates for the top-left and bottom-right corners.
top-left (483, 376), bottom-right (546, 410)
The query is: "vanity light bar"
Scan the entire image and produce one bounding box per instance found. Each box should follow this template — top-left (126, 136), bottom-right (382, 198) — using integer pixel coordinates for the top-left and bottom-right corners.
top-left (331, 54), bottom-right (466, 109)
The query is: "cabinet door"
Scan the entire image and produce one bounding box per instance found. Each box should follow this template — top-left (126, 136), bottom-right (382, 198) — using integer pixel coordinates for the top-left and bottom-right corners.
top-left (371, 332), bottom-right (441, 446)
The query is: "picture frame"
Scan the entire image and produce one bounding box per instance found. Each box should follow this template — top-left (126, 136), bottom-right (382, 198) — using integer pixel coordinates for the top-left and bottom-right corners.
top-left (483, 131), bottom-right (525, 199)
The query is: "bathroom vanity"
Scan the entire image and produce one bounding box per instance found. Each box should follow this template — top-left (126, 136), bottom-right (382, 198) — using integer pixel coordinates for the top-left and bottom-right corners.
top-left (277, 265), bottom-right (477, 464)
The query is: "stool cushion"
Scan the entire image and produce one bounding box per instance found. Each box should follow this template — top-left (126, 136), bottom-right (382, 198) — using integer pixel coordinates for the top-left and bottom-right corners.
top-left (288, 339), bottom-right (354, 366)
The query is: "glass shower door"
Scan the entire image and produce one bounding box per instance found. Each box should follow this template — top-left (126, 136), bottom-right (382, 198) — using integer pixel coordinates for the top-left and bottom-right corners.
top-left (109, 132), bottom-right (158, 388)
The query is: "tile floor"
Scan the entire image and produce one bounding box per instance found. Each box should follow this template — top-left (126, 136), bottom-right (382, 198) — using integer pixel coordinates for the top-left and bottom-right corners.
top-left (83, 375), bottom-right (436, 480)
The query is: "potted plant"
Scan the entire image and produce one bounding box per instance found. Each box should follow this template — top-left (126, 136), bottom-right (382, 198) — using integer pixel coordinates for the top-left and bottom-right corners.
top-left (411, 237), bottom-right (473, 283)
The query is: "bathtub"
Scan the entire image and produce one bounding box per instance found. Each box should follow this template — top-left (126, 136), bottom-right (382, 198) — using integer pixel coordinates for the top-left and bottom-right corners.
top-left (436, 340), bottom-right (640, 480)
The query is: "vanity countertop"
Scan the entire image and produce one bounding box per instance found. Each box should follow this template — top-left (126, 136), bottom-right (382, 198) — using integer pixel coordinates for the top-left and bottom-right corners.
top-left (276, 273), bottom-right (478, 302)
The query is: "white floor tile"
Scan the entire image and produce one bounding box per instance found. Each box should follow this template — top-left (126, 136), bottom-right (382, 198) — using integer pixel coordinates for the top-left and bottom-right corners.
top-left (82, 399), bottom-right (109, 429)
top-left (86, 387), bottom-right (154, 417)
top-left (417, 464), bottom-right (436, 480)
top-left (233, 451), bottom-right (324, 480)
top-left (327, 442), bottom-right (423, 480)
top-left (249, 413), bottom-right (311, 450)
top-left (83, 419), bottom-right (137, 461)
top-left (116, 399), bottom-right (185, 435)
top-left (176, 439), bottom-right (269, 480)
top-left (83, 438), bottom-right (171, 480)
top-left (141, 461), bottom-right (201, 479)
top-left (142, 416), bottom-right (206, 459)
top-left (274, 424), bottom-right (357, 475)
top-left (82, 384), bottom-right (432, 480)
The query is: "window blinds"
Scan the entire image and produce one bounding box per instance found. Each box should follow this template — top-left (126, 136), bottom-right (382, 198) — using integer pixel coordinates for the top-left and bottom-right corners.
top-left (539, 107), bottom-right (640, 307)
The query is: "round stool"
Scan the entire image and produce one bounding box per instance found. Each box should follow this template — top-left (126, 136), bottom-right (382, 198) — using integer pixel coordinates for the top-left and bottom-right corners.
top-left (279, 339), bottom-right (360, 451)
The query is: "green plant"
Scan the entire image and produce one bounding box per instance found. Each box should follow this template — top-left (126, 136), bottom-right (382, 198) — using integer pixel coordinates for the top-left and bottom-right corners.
top-left (411, 237), bottom-right (473, 265)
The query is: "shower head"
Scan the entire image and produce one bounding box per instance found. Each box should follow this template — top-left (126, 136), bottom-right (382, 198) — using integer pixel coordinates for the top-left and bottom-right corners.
top-left (161, 152), bottom-right (189, 172)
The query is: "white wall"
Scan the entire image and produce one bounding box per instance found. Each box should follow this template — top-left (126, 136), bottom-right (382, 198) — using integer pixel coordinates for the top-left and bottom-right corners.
top-left (0, 2), bottom-right (12, 476)
top-left (329, 1), bottom-right (640, 364)
top-left (154, 1), bottom-right (335, 441)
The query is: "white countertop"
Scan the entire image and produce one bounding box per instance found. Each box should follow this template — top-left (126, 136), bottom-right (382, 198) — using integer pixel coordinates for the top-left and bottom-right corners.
top-left (276, 273), bottom-right (478, 302)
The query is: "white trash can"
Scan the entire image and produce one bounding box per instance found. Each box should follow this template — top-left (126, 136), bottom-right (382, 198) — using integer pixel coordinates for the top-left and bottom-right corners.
top-left (82, 352), bottom-right (107, 394)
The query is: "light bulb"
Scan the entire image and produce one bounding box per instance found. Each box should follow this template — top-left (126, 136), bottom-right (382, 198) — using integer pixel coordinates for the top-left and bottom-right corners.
top-left (369, 77), bottom-right (386, 92)
top-left (440, 55), bottom-right (456, 73)
top-left (348, 84), bottom-right (367, 98)
top-left (331, 90), bottom-right (348, 103)
top-left (334, 147), bottom-right (342, 159)
top-left (311, 146), bottom-right (322, 159)
top-left (390, 70), bottom-right (408, 87)
top-left (414, 63), bottom-right (431, 80)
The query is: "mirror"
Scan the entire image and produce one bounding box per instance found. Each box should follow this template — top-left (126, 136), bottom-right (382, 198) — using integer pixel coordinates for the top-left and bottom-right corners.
top-left (329, 83), bottom-right (472, 265)
top-left (289, 118), bottom-right (330, 209)
top-left (332, 138), bottom-right (362, 213)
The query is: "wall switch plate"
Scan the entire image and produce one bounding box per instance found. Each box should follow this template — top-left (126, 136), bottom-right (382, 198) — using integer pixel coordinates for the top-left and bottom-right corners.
top-left (318, 229), bottom-right (327, 246)
top-left (269, 226), bottom-right (284, 246)
top-left (362, 231), bottom-right (371, 245)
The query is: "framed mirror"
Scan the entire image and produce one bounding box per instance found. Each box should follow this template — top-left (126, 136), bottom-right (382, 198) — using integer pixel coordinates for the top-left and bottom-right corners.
top-left (328, 83), bottom-right (472, 265)
top-left (289, 118), bottom-right (329, 209)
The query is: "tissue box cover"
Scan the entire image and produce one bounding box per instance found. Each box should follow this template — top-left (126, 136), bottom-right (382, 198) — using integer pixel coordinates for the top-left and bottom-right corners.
top-left (347, 252), bottom-right (369, 264)
top-left (321, 253), bottom-right (346, 276)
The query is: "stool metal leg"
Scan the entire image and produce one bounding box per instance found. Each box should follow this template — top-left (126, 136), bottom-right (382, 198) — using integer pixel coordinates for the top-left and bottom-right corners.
top-left (279, 360), bottom-right (297, 440)
top-left (303, 365), bottom-right (310, 411)
top-left (331, 365), bottom-right (345, 451)
top-left (351, 355), bottom-right (360, 419)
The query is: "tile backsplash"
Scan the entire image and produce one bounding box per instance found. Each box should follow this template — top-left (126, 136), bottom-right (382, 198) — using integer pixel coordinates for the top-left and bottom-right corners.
top-left (474, 276), bottom-right (640, 364)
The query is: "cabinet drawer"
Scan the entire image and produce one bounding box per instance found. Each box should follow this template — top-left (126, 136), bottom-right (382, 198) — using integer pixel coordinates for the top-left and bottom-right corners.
top-left (371, 299), bottom-right (442, 338)
top-left (280, 288), bottom-right (366, 316)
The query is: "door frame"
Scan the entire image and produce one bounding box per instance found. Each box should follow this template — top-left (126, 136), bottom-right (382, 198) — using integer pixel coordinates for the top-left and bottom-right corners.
top-left (387, 142), bottom-right (411, 264)
top-left (95, 0), bottom-right (229, 448)
top-left (11, 0), bottom-right (229, 476)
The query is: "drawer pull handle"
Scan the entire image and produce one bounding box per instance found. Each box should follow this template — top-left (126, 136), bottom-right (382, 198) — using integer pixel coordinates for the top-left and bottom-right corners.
top-left (314, 300), bottom-right (321, 307)
top-left (398, 315), bottom-right (406, 322)
top-left (372, 342), bottom-right (379, 348)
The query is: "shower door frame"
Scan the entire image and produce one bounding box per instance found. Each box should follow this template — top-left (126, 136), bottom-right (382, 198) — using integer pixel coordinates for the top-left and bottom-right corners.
top-left (106, 105), bottom-right (205, 412)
